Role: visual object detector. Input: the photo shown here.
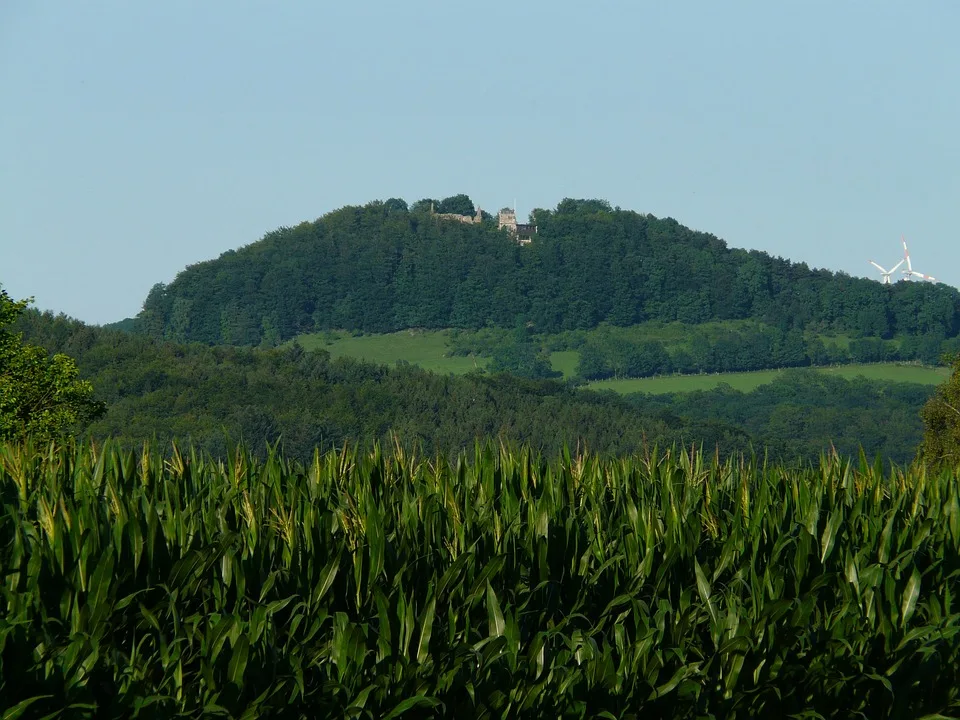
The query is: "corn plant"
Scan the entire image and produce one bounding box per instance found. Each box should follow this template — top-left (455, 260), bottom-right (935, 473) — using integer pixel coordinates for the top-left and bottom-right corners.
top-left (1, 438), bottom-right (959, 718)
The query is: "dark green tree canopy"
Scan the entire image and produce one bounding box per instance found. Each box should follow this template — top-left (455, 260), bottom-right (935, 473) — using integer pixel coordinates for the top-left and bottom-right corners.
top-left (436, 194), bottom-right (475, 216)
top-left (410, 198), bottom-right (439, 213)
top-left (17, 306), bottom-right (939, 464)
top-left (383, 197), bottom-right (409, 213)
top-left (0, 287), bottom-right (105, 441)
top-left (132, 198), bottom-right (960, 347)
top-left (488, 326), bottom-right (562, 380)
top-left (921, 355), bottom-right (960, 468)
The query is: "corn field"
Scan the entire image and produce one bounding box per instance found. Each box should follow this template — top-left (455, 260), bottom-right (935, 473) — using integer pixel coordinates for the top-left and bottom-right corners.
top-left (1, 439), bottom-right (960, 719)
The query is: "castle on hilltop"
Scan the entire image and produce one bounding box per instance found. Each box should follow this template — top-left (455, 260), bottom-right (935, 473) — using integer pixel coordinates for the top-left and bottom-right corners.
top-left (497, 207), bottom-right (538, 245)
top-left (430, 202), bottom-right (484, 225)
top-left (429, 200), bottom-right (538, 244)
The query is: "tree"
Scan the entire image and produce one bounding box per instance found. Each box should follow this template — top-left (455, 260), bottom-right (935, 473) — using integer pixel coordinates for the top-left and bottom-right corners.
top-left (437, 194), bottom-right (475, 216)
top-left (576, 341), bottom-right (612, 380)
top-left (383, 198), bottom-right (408, 213)
top-left (849, 338), bottom-right (885, 363)
top-left (626, 341), bottom-right (672, 377)
top-left (773, 328), bottom-right (809, 368)
top-left (489, 326), bottom-right (561, 380)
top-left (0, 287), bottom-right (105, 442)
top-left (920, 355), bottom-right (960, 468)
top-left (131, 199), bottom-right (960, 349)
top-left (411, 198), bottom-right (440, 214)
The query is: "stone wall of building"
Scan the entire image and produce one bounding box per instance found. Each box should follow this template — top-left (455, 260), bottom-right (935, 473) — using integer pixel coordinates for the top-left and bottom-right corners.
top-left (433, 204), bottom-right (484, 225)
top-left (432, 202), bottom-right (536, 243)
top-left (498, 208), bottom-right (517, 232)
top-left (498, 208), bottom-right (536, 243)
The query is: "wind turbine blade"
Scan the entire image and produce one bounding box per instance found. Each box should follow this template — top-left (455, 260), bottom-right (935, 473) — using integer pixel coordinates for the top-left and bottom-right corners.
top-left (869, 261), bottom-right (887, 273)
top-left (902, 237), bottom-right (913, 272)
top-left (890, 259), bottom-right (905, 273)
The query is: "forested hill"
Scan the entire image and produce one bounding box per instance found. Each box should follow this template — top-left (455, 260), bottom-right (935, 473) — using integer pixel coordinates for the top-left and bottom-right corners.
top-left (137, 196), bottom-right (960, 346)
top-left (15, 308), bottom-right (753, 460)
top-left (14, 309), bottom-right (936, 464)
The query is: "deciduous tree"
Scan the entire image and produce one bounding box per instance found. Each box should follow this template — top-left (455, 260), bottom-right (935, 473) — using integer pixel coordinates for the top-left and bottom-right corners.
top-left (0, 287), bottom-right (104, 441)
top-left (920, 355), bottom-right (960, 468)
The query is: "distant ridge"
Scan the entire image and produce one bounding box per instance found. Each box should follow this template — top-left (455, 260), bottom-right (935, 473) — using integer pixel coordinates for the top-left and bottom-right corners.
top-left (134, 195), bottom-right (960, 346)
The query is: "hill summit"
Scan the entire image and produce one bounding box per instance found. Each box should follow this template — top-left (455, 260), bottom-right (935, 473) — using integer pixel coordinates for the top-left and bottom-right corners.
top-left (137, 196), bottom-right (960, 346)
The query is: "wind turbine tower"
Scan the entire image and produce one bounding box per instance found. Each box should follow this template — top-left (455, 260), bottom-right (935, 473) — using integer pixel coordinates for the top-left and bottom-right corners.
top-left (869, 258), bottom-right (903, 284)
top-left (901, 237), bottom-right (938, 283)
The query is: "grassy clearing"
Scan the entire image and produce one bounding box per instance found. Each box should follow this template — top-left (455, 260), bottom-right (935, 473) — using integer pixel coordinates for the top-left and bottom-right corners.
top-left (548, 350), bottom-right (579, 378)
top-left (294, 322), bottom-right (781, 377)
top-left (588, 370), bottom-right (788, 394)
top-left (822, 363), bottom-right (950, 384)
top-left (294, 330), bottom-right (950, 392)
top-left (295, 329), bottom-right (489, 374)
top-left (548, 319), bottom-right (771, 348)
top-left (296, 329), bottom-right (577, 377)
top-left (589, 363), bottom-right (951, 395)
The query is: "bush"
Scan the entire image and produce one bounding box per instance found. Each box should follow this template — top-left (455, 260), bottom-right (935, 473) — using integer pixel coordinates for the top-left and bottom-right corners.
top-left (921, 355), bottom-right (960, 467)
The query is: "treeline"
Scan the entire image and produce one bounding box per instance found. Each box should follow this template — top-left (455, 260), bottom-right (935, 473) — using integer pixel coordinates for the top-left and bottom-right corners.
top-left (16, 310), bottom-right (751, 461)
top-left (628, 371), bottom-right (933, 464)
top-left (15, 310), bottom-right (937, 464)
top-left (135, 197), bottom-right (960, 346)
top-left (577, 326), bottom-right (959, 380)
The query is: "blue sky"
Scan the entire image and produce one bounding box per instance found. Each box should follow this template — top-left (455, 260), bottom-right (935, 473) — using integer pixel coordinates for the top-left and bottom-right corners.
top-left (2, 1), bottom-right (958, 324)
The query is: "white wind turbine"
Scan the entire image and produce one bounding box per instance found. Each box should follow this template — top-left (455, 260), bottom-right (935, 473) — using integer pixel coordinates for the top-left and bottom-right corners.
top-left (901, 236), bottom-right (938, 283)
top-left (869, 257), bottom-right (904, 284)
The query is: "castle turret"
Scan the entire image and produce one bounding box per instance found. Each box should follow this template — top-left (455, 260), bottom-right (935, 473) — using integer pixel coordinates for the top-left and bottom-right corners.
top-left (499, 207), bottom-right (536, 243)
top-left (498, 207), bottom-right (517, 233)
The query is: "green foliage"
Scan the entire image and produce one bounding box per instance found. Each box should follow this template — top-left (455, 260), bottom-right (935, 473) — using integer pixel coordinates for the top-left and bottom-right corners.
top-left (446, 326), bottom-right (512, 358)
top-left (592, 363), bottom-right (949, 395)
top-left (100, 316), bottom-right (141, 333)
top-left (921, 355), bottom-right (960, 467)
top-left (0, 288), bottom-right (104, 442)
top-left (133, 198), bottom-right (960, 346)
top-left (577, 336), bottom-right (674, 379)
top-left (383, 197), bottom-right (409, 213)
top-left (410, 198), bottom-right (439, 213)
top-left (488, 326), bottom-right (561, 379)
top-left (303, 322), bottom-right (954, 385)
top-left (630, 371), bottom-right (934, 465)
top-left (15, 309), bottom-right (941, 464)
top-left (436, 193), bottom-right (475, 216)
top-left (298, 328), bottom-right (487, 374)
top-left (2, 439), bottom-right (960, 717)
top-left (15, 308), bottom-right (754, 462)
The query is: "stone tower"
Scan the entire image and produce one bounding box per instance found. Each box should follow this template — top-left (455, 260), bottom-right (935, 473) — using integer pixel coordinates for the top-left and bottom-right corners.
top-left (498, 207), bottom-right (518, 233)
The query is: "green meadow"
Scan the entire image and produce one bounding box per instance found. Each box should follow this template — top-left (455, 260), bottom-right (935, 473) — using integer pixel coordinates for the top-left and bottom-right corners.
top-left (295, 329), bottom-right (489, 374)
top-left (589, 363), bottom-right (951, 395)
top-left (293, 329), bottom-right (949, 395)
top-left (548, 350), bottom-right (579, 377)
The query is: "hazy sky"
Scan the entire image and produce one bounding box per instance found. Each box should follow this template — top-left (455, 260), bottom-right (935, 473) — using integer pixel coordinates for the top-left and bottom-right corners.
top-left (2, 1), bottom-right (958, 324)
